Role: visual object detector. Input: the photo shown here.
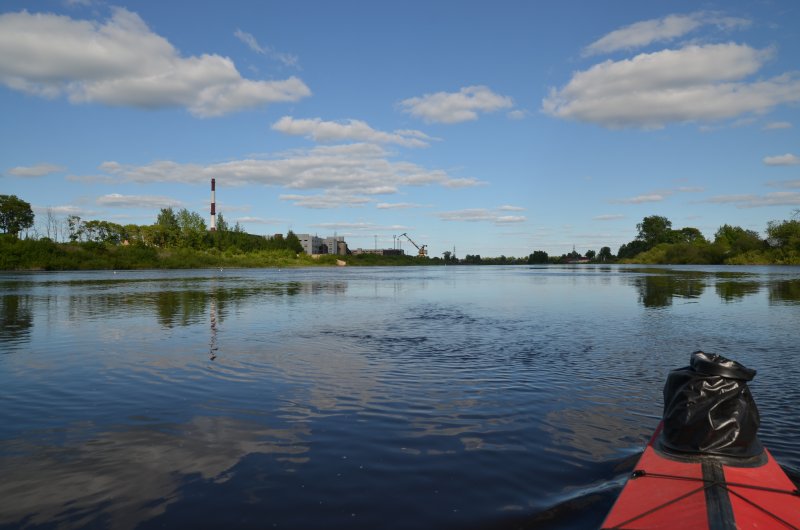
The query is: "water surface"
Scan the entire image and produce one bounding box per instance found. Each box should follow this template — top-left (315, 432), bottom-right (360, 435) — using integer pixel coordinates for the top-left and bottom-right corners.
top-left (1, 265), bottom-right (799, 529)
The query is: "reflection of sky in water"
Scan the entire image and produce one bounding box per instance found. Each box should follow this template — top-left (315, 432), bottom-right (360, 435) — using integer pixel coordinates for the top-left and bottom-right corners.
top-left (0, 415), bottom-right (310, 529)
top-left (1, 266), bottom-right (799, 529)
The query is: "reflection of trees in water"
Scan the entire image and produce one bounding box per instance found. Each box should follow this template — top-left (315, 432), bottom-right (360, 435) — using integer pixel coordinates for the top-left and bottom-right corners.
top-left (0, 294), bottom-right (33, 343)
top-left (715, 281), bottom-right (762, 302)
top-left (632, 273), bottom-right (706, 308)
top-left (627, 269), bottom-right (774, 307)
top-left (51, 278), bottom-right (347, 329)
top-left (769, 280), bottom-right (800, 305)
top-left (155, 281), bottom-right (348, 328)
top-left (156, 290), bottom-right (209, 327)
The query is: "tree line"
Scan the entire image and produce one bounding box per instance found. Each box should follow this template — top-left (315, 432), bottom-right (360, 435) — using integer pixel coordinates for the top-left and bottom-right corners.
top-left (2, 193), bottom-right (800, 267)
top-left (615, 214), bottom-right (800, 265)
top-left (0, 195), bottom-right (303, 253)
top-left (0, 195), bottom-right (316, 270)
top-left (520, 213), bottom-right (800, 266)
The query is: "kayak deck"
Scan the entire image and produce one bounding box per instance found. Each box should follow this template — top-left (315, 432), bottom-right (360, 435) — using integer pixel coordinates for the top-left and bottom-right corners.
top-left (601, 424), bottom-right (800, 529)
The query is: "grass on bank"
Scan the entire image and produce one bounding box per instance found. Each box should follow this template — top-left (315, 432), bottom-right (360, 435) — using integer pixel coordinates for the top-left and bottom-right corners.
top-left (623, 242), bottom-right (800, 266)
top-left (0, 237), bottom-right (434, 270)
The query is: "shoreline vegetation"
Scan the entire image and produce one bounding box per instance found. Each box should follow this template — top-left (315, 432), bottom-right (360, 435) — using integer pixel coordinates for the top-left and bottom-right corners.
top-left (1, 196), bottom-right (799, 270)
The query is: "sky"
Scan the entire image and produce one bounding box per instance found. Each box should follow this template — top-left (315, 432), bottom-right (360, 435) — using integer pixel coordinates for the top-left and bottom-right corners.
top-left (1, 0), bottom-right (799, 258)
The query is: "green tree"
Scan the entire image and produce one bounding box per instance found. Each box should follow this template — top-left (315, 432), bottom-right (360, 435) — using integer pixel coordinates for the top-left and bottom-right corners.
top-left (216, 212), bottom-right (229, 232)
top-left (618, 239), bottom-right (649, 259)
top-left (767, 219), bottom-right (800, 251)
top-left (527, 250), bottom-right (549, 264)
top-left (176, 208), bottom-right (207, 248)
top-left (585, 249), bottom-right (596, 260)
top-left (714, 224), bottom-right (763, 254)
top-left (157, 207), bottom-right (179, 230)
top-left (0, 195), bottom-right (35, 238)
top-left (82, 220), bottom-right (125, 244)
top-left (674, 227), bottom-right (707, 244)
top-left (598, 246), bottom-right (613, 262)
top-left (154, 207), bottom-right (180, 247)
top-left (124, 224), bottom-right (142, 245)
top-left (637, 215), bottom-right (673, 247)
top-left (285, 230), bottom-right (303, 253)
top-left (67, 215), bottom-right (84, 242)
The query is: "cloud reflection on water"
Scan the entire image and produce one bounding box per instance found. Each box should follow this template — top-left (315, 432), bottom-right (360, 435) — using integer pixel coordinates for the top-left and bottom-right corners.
top-left (0, 415), bottom-right (311, 529)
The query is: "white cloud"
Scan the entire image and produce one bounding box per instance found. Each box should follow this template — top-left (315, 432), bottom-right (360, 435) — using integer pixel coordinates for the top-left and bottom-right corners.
top-left (763, 121), bottom-right (792, 130)
top-left (236, 216), bottom-right (281, 224)
top-left (97, 144), bottom-right (477, 199)
top-left (272, 116), bottom-right (434, 147)
top-left (543, 43), bottom-right (800, 129)
top-left (441, 177), bottom-right (485, 188)
top-left (593, 214), bottom-right (625, 221)
top-left (310, 222), bottom-right (409, 232)
top-left (613, 194), bottom-right (667, 204)
top-left (0, 9), bottom-right (311, 117)
top-left (400, 85), bottom-right (513, 124)
top-left (279, 193), bottom-right (372, 209)
top-left (437, 209), bottom-right (497, 222)
top-left (763, 153), bottom-right (800, 166)
top-left (436, 208), bottom-right (526, 224)
top-left (7, 163), bottom-right (66, 177)
top-left (507, 109), bottom-right (529, 120)
top-left (583, 12), bottom-right (749, 56)
top-left (706, 192), bottom-right (800, 208)
top-left (495, 216), bottom-right (526, 224)
top-left (376, 202), bottom-right (422, 209)
top-left (32, 204), bottom-right (85, 216)
top-left (234, 29), bottom-right (264, 54)
top-left (212, 203), bottom-right (250, 213)
top-left (96, 193), bottom-right (181, 209)
top-left (233, 29), bottom-right (299, 68)
top-left (66, 174), bottom-right (117, 184)
top-left (498, 205), bottom-right (525, 211)
top-left (767, 179), bottom-right (800, 189)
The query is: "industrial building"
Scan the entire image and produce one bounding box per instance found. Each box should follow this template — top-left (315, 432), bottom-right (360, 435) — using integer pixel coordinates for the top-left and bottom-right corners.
top-left (297, 234), bottom-right (348, 256)
top-left (351, 248), bottom-right (405, 256)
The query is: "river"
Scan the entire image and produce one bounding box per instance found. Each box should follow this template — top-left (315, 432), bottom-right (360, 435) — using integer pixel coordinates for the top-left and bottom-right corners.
top-left (1, 265), bottom-right (799, 529)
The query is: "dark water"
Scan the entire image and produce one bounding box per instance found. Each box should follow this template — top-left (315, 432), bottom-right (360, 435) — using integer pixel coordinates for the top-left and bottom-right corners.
top-left (1, 265), bottom-right (799, 529)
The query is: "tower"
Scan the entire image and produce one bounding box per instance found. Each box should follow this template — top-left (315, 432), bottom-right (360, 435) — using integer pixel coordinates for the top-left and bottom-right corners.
top-left (210, 178), bottom-right (216, 232)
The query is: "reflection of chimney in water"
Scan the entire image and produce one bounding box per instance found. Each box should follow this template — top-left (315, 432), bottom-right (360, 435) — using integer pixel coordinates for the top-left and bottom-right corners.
top-left (209, 295), bottom-right (218, 361)
top-left (210, 178), bottom-right (217, 232)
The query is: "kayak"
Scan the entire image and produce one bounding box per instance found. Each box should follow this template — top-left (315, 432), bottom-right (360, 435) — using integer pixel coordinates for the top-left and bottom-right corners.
top-left (602, 351), bottom-right (800, 530)
top-left (601, 422), bottom-right (800, 529)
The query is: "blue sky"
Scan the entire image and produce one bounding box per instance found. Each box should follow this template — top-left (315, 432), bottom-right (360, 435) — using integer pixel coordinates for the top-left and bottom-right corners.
top-left (1, 0), bottom-right (799, 257)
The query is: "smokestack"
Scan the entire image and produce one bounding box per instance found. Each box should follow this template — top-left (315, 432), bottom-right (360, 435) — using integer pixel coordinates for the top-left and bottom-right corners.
top-left (210, 178), bottom-right (216, 232)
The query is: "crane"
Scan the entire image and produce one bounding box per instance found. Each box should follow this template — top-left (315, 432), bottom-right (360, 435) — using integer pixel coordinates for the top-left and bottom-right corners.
top-left (398, 232), bottom-right (428, 257)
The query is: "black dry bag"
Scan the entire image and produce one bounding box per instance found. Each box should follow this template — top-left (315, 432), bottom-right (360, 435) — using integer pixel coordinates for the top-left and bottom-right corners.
top-left (660, 351), bottom-right (763, 459)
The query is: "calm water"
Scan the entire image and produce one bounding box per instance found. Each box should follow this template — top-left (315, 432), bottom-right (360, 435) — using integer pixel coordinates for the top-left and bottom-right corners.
top-left (1, 265), bottom-right (799, 529)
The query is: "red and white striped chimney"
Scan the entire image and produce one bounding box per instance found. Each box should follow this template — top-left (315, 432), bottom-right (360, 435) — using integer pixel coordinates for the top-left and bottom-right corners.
top-left (210, 178), bottom-right (216, 232)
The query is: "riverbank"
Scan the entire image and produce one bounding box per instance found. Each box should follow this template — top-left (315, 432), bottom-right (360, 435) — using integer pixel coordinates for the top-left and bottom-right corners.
top-left (0, 237), bottom-right (433, 270)
top-left (3, 236), bottom-right (799, 271)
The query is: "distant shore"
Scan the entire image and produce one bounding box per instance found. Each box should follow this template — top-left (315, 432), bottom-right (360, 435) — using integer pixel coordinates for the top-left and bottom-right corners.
top-left (3, 235), bottom-right (800, 272)
top-left (0, 237), bottom-right (440, 271)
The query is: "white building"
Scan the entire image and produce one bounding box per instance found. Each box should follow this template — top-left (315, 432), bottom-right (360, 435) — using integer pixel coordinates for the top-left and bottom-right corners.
top-left (297, 234), bottom-right (347, 255)
top-left (297, 234), bottom-right (323, 255)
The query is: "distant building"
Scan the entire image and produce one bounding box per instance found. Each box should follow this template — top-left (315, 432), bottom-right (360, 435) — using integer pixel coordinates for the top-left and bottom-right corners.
top-left (352, 248), bottom-right (405, 256)
top-left (323, 236), bottom-right (348, 256)
top-left (297, 234), bottom-right (348, 255)
top-left (297, 234), bottom-right (323, 255)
